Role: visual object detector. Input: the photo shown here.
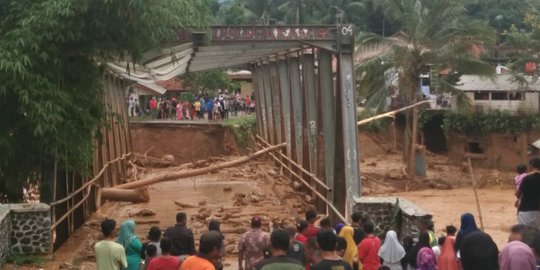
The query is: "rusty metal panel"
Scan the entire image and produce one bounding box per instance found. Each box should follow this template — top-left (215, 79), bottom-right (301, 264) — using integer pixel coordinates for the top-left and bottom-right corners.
top-left (302, 54), bottom-right (318, 175)
top-left (252, 66), bottom-right (265, 137)
top-left (278, 60), bottom-right (292, 158)
top-left (270, 64), bottom-right (283, 145)
top-left (318, 51), bottom-right (336, 203)
top-left (262, 65), bottom-right (275, 144)
top-left (254, 66), bottom-right (268, 140)
top-left (289, 57), bottom-right (303, 166)
top-left (211, 26), bottom-right (341, 41)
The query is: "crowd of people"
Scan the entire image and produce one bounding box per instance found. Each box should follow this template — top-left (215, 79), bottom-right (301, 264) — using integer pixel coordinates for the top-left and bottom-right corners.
top-left (128, 91), bottom-right (256, 121)
top-left (93, 157), bottom-right (540, 270)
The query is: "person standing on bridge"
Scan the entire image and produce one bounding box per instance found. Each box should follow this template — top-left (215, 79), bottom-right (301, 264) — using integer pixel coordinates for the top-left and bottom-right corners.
top-left (164, 212), bottom-right (196, 259)
top-left (95, 218), bottom-right (128, 270)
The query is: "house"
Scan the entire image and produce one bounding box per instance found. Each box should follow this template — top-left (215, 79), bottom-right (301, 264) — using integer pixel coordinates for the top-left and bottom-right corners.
top-left (226, 70), bottom-right (253, 97)
top-left (456, 75), bottom-right (540, 114)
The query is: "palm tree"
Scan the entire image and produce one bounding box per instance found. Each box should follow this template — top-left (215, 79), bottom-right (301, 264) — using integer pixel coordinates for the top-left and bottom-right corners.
top-left (356, 0), bottom-right (494, 179)
top-left (307, 0), bottom-right (367, 25)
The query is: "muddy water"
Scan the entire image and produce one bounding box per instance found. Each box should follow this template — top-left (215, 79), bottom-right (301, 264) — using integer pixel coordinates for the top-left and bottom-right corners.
top-left (383, 187), bottom-right (516, 248)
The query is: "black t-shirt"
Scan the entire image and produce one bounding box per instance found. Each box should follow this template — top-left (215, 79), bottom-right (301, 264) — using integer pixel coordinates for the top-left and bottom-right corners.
top-left (312, 259), bottom-right (353, 270)
top-left (519, 172), bottom-right (540, 212)
top-left (352, 226), bottom-right (366, 245)
top-left (287, 240), bottom-right (306, 264)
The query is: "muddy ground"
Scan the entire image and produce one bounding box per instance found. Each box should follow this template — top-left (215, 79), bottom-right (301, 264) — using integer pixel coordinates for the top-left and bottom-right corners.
top-left (1, 130), bottom-right (519, 270)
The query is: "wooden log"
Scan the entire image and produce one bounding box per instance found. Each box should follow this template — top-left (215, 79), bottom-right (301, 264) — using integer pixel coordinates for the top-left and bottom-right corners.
top-left (101, 187), bottom-right (150, 202)
top-left (113, 143), bottom-right (286, 190)
top-left (357, 101), bottom-right (429, 126)
top-left (174, 200), bottom-right (196, 208)
top-left (464, 152), bottom-right (487, 160)
top-left (133, 219), bottom-right (160, 225)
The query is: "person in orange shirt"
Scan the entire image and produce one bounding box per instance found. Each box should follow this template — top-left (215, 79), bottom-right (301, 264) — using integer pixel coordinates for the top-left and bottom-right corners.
top-left (179, 231), bottom-right (223, 270)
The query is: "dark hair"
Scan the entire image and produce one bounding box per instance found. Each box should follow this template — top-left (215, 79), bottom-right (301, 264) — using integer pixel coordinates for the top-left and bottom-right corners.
top-left (160, 237), bottom-right (172, 254)
top-left (305, 209), bottom-right (317, 222)
top-left (402, 235), bottom-right (414, 249)
top-left (251, 217), bottom-right (262, 228)
top-left (336, 236), bottom-right (347, 251)
top-left (530, 158), bottom-right (540, 170)
top-left (148, 226), bottom-right (161, 242)
top-left (517, 164), bottom-right (527, 174)
top-left (146, 244), bottom-right (158, 257)
top-left (208, 219), bottom-right (221, 233)
top-left (296, 220), bottom-right (308, 232)
top-left (270, 229), bottom-right (290, 251)
top-left (200, 231), bottom-right (223, 255)
top-left (511, 224), bottom-right (540, 246)
top-left (438, 236), bottom-right (447, 247)
top-left (446, 225), bottom-right (457, 236)
top-left (377, 267), bottom-right (391, 270)
top-left (420, 219), bottom-right (433, 230)
top-left (286, 225), bottom-right (296, 238)
top-left (307, 237), bottom-right (318, 251)
top-left (364, 221), bottom-right (375, 234)
top-left (532, 236), bottom-right (540, 255)
top-left (320, 217), bottom-right (331, 228)
top-left (176, 212), bottom-right (187, 223)
top-left (317, 229), bottom-right (337, 251)
top-left (351, 211), bottom-right (363, 223)
top-left (101, 219), bottom-right (116, 237)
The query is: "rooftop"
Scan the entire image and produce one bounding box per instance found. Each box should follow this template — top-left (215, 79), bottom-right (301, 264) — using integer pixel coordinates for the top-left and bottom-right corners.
top-left (457, 75), bottom-right (540, 92)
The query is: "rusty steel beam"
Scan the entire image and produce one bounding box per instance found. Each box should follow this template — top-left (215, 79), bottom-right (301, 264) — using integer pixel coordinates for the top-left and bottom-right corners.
top-left (277, 60), bottom-right (292, 158)
top-left (211, 25), bottom-right (342, 42)
top-left (252, 66), bottom-right (265, 138)
top-left (270, 63), bottom-right (283, 145)
top-left (254, 66), bottom-right (268, 140)
top-left (302, 54), bottom-right (318, 176)
top-left (261, 65), bottom-right (275, 144)
top-left (289, 56), bottom-right (303, 166)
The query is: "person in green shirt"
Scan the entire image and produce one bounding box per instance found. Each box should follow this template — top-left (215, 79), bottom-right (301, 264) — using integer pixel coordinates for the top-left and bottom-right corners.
top-left (254, 229), bottom-right (304, 270)
top-left (116, 220), bottom-right (143, 270)
top-left (95, 218), bottom-right (128, 270)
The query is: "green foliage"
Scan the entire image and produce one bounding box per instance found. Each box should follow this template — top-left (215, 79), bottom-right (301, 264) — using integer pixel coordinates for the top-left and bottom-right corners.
top-left (182, 71), bottom-right (240, 96)
top-left (6, 254), bottom-right (45, 266)
top-left (0, 0), bottom-right (209, 201)
top-left (223, 115), bottom-right (257, 149)
top-left (426, 110), bottom-right (540, 136)
top-left (357, 110), bottom-right (392, 133)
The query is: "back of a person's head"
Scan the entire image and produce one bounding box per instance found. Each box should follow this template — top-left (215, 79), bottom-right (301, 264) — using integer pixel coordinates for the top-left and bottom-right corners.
top-left (148, 226), bottom-right (161, 242)
top-left (160, 237), bottom-right (172, 254)
top-left (446, 225), bottom-right (457, 236)
top-left (336, 236), bottom-right (347, 251)
top-left (176, 212), bottom-right (187, 223)
top-left (296, 219), bottom-right (308, 232)
top-left (305, 209), bottom-right (317, 222)
top-left (285, 225), bottom-right (296, 238)
top-left (146, 244), bottom-right (158, 257)
top-left (531, 157), bottom-right (540, 170)
top-left (101, 218), bottom-right (116, 237)
top-left (208, 219), bottom-right (221, 232)
top-left (270, 229), bottom-right (290, 251)
top-left (351, 211), bottom-right (363, 223)
top-left (517, 164), bottom-right (528, 174)
top-left (438, 236), bottom-right (446, 247)
top-left (532, 236), bottom-right (540, 255)
top-left (317, 229), bottom-right (337, 252)
top-left (364, 221), bottom-right (375, 234)
top-left (319, 217), bottom-right (331, 228)
top-left (377, 266), bottom-right (391, 270)
top-left (460, 231), bottom-right (499, 270)
top-left (251, 217), bottom-right (262, 228)
top-left (200, 231), bottom-right (223, 255)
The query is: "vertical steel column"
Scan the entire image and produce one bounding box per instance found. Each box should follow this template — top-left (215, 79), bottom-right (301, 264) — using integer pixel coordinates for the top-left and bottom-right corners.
top-left (319, 51), bottom-right (336, 204)
top-left (262, 64), bottom-right (275, 144)
top-left (255, 66), bottom-right (269, 141)
top-left (302, 54), bottom-right (318, 176)
top-left (270, 63), bottom-right (283, 145)
top-left (252, 66), bottom-right (265, 138)
top-left (337, 25), bottom-right (361, 217)
top-left (278, 60), bottom-right (292, 158)
top-left (289, 56), bottom-right (303, 166)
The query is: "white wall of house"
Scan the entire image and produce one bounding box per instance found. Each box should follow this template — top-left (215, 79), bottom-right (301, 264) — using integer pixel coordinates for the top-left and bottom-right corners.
top-left (465, 92), bottom-right (539, 114)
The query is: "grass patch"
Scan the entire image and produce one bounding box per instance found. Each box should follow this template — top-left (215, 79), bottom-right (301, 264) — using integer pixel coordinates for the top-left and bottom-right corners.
top-left (6, 254), bottom-right (45, 267)
top-left (222, 114), bottom-right (257, 149)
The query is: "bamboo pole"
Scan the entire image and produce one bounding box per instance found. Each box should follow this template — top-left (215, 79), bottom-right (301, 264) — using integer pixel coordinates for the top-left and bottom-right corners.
top-left (113, 143), bottom-right (286, 190)
top-left (357, 100), bottom-right (429, 126)
top-left (467, 157), bottom-right (485, 231)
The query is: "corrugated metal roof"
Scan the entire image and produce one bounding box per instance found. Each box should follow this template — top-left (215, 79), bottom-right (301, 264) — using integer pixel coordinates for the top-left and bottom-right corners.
top-left (457, 75), bottom-right (540, 91)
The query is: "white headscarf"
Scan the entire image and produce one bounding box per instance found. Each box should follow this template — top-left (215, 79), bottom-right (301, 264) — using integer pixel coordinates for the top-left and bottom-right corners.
top-left (378, 230), bottom-right (406, 263)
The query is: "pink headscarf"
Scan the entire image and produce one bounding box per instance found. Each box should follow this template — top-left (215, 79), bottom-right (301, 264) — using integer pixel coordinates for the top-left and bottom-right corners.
top-left (499, 241), bottom-right (536, 270)
top-left (417, 247), bottom-right (437, 270)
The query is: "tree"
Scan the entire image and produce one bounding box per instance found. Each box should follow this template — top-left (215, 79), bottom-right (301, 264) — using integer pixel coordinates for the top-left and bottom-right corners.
top-left (356, 0), bottom-right (494, 178)
top-left (182, 71), bottom-right (240, 96)
top-left (0, 0), bottom-right (209, 201)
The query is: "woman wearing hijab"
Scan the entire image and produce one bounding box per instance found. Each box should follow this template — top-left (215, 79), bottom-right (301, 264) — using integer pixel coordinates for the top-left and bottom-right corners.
top-left (460, 231), bottom-right (498, 270)
top-left (401, 235), bottom-right (414, 270)
top-left (407, 233), bottom-right (431, 269)
top-left (437, 236), bottom-right (458, 270)
top-left (499, 241), bottom-right (536, 270)
top-left (335, 223), bottom-right (345, 235)
top-left (378, 230), bottom-right (405, 270)
top-left (338, 225), bottom-right (358, 267)
top-left (454, 213), bottom-right (478, 254)
top-left (116, 220), bottom-right (142, 270)
top-left (417, 247), bottom-right (438, 270)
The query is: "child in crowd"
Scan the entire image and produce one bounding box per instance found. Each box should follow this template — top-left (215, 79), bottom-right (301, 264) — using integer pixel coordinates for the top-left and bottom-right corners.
top-left (446, 225), bottom-right (457, 237)
top-left (140, 244), bottom-right (157, 270)
top-left (336, 236), bottom-right (347, 259)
